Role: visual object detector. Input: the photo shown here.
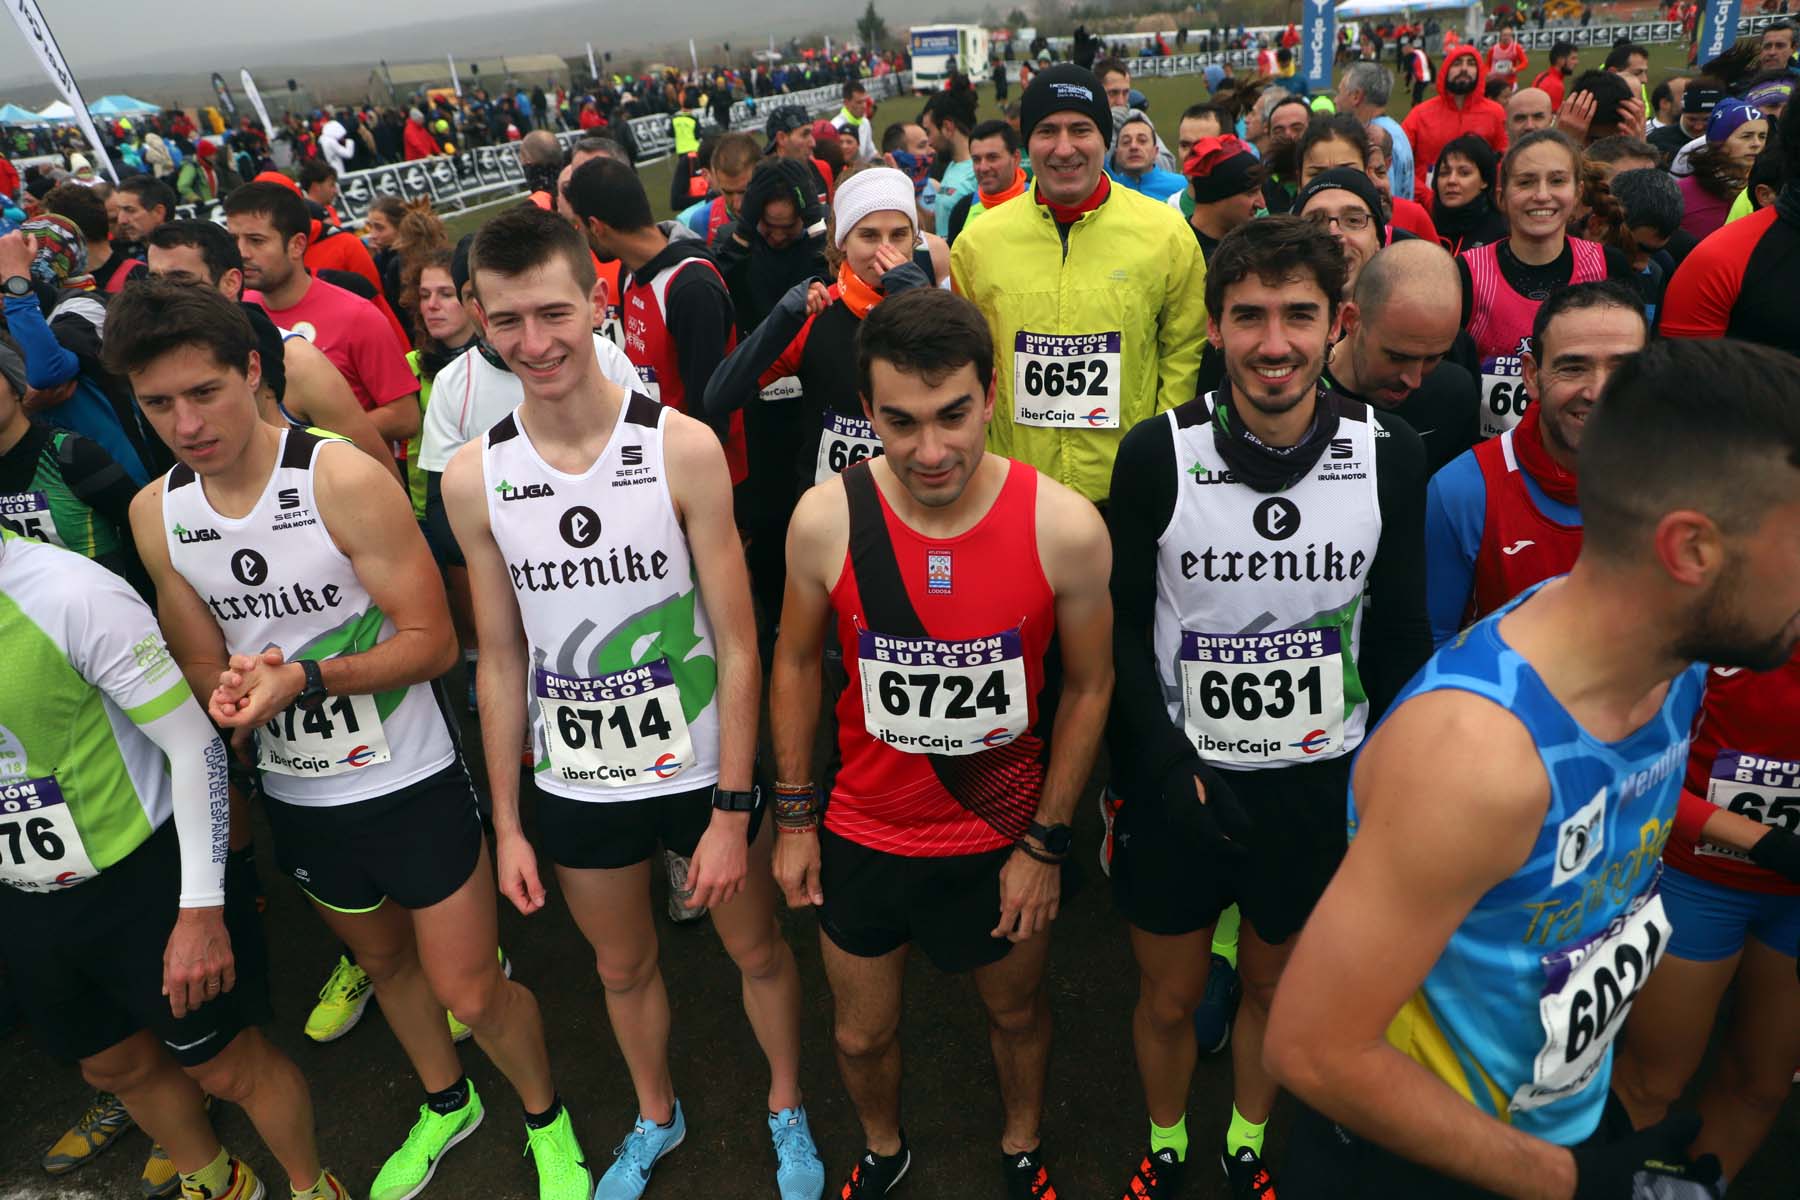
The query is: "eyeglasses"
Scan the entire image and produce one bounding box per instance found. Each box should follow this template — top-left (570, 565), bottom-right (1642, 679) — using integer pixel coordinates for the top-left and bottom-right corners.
top-left (1304, 208), bottom-right (1374, 232)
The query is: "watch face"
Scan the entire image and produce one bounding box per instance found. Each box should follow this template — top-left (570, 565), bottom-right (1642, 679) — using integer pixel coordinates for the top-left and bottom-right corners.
top-left (1046, 827), bottom-right (1073, 854)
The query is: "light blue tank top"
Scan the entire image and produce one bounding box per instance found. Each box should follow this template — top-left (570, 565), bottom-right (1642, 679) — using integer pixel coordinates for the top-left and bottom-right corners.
top-left (1348, 582), bottom-right (1706, 1144)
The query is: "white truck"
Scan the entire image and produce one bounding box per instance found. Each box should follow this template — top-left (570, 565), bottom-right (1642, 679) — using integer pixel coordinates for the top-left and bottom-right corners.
top-left (909, 24), bottom-right (990, 90)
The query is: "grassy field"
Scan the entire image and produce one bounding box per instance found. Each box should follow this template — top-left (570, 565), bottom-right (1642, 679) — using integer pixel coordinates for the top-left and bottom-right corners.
top-left (442, 42), bottom-right (1694, 241)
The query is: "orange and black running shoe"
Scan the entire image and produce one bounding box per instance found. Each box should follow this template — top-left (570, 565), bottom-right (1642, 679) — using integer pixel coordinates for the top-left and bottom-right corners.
top-left (1119, 1147), bottom-right (1183, 1198)
top-left (1221, 1144), bottom-right (1277, 1200)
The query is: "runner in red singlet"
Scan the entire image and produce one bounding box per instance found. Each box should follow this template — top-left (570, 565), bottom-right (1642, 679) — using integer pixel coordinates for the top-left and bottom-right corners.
top-left (768, 288), bottom-right (1112, 1200)
top-left (1612, 650), bottom-right (1800, 1182)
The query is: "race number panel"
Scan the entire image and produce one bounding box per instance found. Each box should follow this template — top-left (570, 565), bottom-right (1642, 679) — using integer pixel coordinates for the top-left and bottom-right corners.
top-left (0, 777), bottom-right (98, 892)
top-left (535, 660), bottom-right (694, 790)
top-left (760, 376), bottom-right (803, 404)
top-left (857, 628), bottom-right (1029, 757)
top-left (1179, 628), bottom-right (1344, 767)
top-left (258, 691), bottom-right (393, 778)
top-left (1697, 750), bottom-right (1800, 862)
top-left (0, 492), bottom-right (61, 547)
top-left (1480, 354), bottom-right (1529, 439)
top-left (1511, 887), bottom-right (1670, 1113)
top-left (815, 410), bottom-right (884, 484)
top-left (634, 365), bottom-right (662, 404)
top-left (1012, 331), bottom-right (1122, 429)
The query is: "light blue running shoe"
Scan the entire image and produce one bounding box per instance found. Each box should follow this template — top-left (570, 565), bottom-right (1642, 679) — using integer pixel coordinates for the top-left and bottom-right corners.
top-left (769, 1107), bottom-right (825, 1200)
top-left (592, 1101), bottom-right (685, 1200)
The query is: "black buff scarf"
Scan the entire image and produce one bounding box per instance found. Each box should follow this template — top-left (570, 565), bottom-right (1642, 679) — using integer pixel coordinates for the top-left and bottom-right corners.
top-left (1209, 377), bottom-right (1342, 493)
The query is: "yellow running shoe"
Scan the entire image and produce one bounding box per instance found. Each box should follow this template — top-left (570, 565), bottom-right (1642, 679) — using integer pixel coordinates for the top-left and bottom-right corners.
top-left (179, 1155), bottom-right (266, 1200)
top-left (141, 1140), bottom-right (179, 1198)
top-left (446, 949), bottom-right (512, 1044)
top-left (43, 1090), bottom-right (132, 1174)
top-left (305, 955), bottom-right (373, 1043)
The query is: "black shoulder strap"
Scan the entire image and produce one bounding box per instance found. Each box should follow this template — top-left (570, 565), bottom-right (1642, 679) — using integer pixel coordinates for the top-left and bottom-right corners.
top-left (843, 462), bottom-right (927, 639)
top-left (168, 462), bottom-right (197, 490)
top-left (488, 412), bottom-right (519, 445)
top-left (623, 392), bottom-right (662, 429)
top-left (280, 426), bottom-right (321, 470)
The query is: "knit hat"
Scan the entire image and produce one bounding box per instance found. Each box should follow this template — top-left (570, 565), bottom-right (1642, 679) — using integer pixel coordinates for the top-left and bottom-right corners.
top-left (1185, 135), bottom-right (1261, 202)
top-left (832, 166), bottom-right (916, 248)
top-left (1743, 78), bottom-right (1794, 110)
top-left (1020, 64), bottom-right (1113, 148)
top-left (0, 337), bottom-right (27, 404)
top-left (20, 214), bottom-right (91, 287)
top-left (253, 169), bottom-right (302, 194)
top-left (1707, 97), bottom-right (1764, 143)
top-left (1683, 82), bottom-right (1724, 115)
top-left (1293, 167), bottom-right (1388, 246)
top-left (197, 139), bottom-right (217, 158)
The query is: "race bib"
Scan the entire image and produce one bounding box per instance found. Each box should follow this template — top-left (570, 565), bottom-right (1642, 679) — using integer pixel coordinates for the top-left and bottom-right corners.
top-left (1012, 331), bottom-right (1121, 429)
top-left (535, 661), bottom-right (693, 789)
top-left (1179, 628), bottom-right (1345, 767)
top-left (0, 491), bottom-right (61, 547)
top-left (1479, 354), bottom-right (1530, 439)
top-left (858, 628), bottom-right (1030, 757)
top-left (600, 311), bottom-right (625, 350)
top-left (814, 410), bottom-right (883, 484)
top-left (1698, 750), bottom-right (1800, 862)
top-left (0, 776), bottom-right (98, 892)
top-left (635, 364), bottom-right (661, 403)
top-left (760, 375), bottom-right (802, 403)
top-left (1512, 885), bottom-right (1669, 1113)
top-left (258, 692), bottom-right (392, 778)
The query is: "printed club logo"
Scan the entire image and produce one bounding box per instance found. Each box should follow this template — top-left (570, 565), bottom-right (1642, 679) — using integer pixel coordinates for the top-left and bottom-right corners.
top-left (230, 548), bottom-right (269, 586)
top-left (1084, 408), bottom-right (1109, 426)
top-left (978, 728), bottom-right (1016, 748)
top-left (1252, 497), bottom-right (1301, 542)
top-left (559, 506), bottom-right (602, 549)
top-left (338, 745), bottom-right (378, 769)
top-left (926, 550), bottom-right (952, 595)
top-left (1291, 729), bottom-right (1331, 755)
top-left (650, 753), bottom-right (684, 779)
top-left (172, 523), bottom-right (221, 544)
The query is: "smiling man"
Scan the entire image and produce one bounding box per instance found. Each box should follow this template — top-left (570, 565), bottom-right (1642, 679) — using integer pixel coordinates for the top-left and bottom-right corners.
top-left (1422, 280), bottom-right (1648, 646)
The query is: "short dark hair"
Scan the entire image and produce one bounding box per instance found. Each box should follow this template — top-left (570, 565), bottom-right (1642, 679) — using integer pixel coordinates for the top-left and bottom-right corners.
top-left (1502, 128), bottom-right (1581, 187)
top-left (1529, 278), bottom-right (1646, 359)
top-left (222, 181), bottom-right (311, 247)
top-left (1650, 78), bottom-right (1677, 111)
top-left (298, 158), bottom-right (337, 188)
top-left (147, 219), bottom-right (244, 283)
top-left (1610, 167), bottom-right (1684, 237)
top-left (1204, 214), bottom-right (1348, 321)
top-left (880, 121), bottom-right (918, 154)
top-left (1569, 70), bottom-right (1634, 132)
top-left (467, 203), bottom-right (597, 299)
top-left (1581, 339), bottom-right (1800, 559)
top-left (1299, 112), bottom-right (1370, 169)
top-left (969, 119), bottom-right (1019, 154)
top-left (1269, 95), bottom-right (1313, 127)
top-left (1603, 42), bottom-right (1649, 70)
top-left (118, 175), bottom-right (177, 223)
top-left (1764, 18), bottom-right (1796, 38)
top-left (102, 277), bottom-right (258, 379)
top-left (1550, 39), bottom-right (1578, 63)
top-left (1585, 135), bottom-right (1660, 164)
top-left (844, 80), bottom-right (868, 100)
top-left (1181, 101), bottom-right (1231, 127)
top-left (712, 132), bottom-right (760, 177)
top-left (562, 156), bottom-right (654, 232)
top-left (572, 135), bottom-right (629, 163)
top-left (922, 93), bottom-right (974, 136)
top-left (42, 182), bottom-right (109, 242)
top-left (1094, 57), bottom-right (1130, 83)
top-left (856, 288), bottom-right (994, 404)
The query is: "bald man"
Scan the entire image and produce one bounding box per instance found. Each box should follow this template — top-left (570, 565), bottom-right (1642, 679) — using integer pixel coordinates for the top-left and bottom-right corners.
top-left (1322, 241), bottom-right (1480, 476)
top-left (1505, 87), bottom-right (1554, 140)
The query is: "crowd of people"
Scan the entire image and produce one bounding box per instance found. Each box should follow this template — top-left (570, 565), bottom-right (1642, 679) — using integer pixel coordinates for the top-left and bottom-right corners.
top-left (2, 25), bottom-right (1799, 1200)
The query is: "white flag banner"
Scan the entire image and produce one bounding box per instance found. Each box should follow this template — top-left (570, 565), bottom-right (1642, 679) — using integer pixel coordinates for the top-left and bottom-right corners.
top-left (240, 68), bottom-right (275, 141)
top-left (587, 41), bottom-right (599, 81)
top-left (5, 0), bottom-right (117, 182)
top-left (448, 53), bottom-right (462, 97)
top-left (689, 38), bottom-right (699, 75)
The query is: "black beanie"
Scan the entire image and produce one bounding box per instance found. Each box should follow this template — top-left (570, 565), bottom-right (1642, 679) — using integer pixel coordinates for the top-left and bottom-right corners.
top-left (1292, 167), bottom-right (1389, 247)
top-left (1020, 64), bottom-right (1114, 148)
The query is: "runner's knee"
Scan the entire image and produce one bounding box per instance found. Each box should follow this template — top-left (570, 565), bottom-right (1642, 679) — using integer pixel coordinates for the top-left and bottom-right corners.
top-left (833, 1013), bottom-right (899, 1060)
top-left (80, 1044), bottom-right (163, 1095)
top-left (1139, 971), bottom-right (1205, 1032)
top-left (721, 919), bottom-right (787, 980)
top-left (594, 944), bottom-right (660, 995)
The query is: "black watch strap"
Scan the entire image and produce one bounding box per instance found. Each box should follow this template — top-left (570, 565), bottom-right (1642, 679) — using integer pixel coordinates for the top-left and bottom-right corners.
top-left (712, 786), bottom-right (759, 812)
top-left (296, 659), bottom-right (327, 709)
top-left (1026, 820), bottom-right (1073, 857)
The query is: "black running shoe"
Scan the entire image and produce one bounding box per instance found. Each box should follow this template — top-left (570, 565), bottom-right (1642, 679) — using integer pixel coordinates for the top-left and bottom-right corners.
top-left (1221, 1143), bottom-right (1277, 1199)
top-left (1004, 1147), bottom-right (1060, 1200)
top-left (840, 1140), bottom-right (910, 1197)
top-left (1118, 1147), bottom-right (1183, 1198)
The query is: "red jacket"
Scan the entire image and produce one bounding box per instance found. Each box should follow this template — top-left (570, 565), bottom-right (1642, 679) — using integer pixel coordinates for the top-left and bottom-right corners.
top-left (1400, 45), bottom-right (1509, 206)
top-left (402, 120), bottom-right (439, 161)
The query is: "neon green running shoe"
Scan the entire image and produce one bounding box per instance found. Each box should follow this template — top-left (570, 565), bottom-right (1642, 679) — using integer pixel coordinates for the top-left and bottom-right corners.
top-left (305, 955), bottom-right (373, 1043)
top-left (523, 1107), bottom-right (590, 1200)
top-left (43, 1091), bottom-right (133, 1174)
top-left (446, 949), bottom-right (512, 1043)
top-left (370, 1083), bottom-right (484, 1200)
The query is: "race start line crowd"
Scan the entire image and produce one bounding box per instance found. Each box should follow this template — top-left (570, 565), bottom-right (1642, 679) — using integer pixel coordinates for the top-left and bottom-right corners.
top-left (2, 29), bottom-right (1800, 1200)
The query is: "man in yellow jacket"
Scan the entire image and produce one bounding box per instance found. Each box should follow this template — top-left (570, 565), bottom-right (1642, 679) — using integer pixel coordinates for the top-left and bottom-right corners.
top-left (952, 63), bottom-right (1208, 505)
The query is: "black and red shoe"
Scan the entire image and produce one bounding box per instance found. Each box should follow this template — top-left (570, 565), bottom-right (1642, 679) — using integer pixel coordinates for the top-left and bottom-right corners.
top-left (1221, 1143), bottom-right (1277, 1199)
top-left (1004, 1147), bottom-right (1060, 1200)
top-left (1119, 1147), bottom-right (1184, 1198)
top-left (840, 1139), bottom-right (910, 1197)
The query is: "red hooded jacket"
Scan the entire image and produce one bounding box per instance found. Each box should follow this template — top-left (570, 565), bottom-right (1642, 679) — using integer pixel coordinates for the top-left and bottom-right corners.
top-left (1400, 45), bottom-right (1509, 206)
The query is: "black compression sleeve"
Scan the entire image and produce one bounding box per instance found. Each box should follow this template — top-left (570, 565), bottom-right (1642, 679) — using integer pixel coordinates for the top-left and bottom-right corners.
top-left (665, 268), bottom-right (737, 445)
top-left (1104, 415), bottom-right (1202, 806)
top-left (1362, 416), bottom-right (1433, 720)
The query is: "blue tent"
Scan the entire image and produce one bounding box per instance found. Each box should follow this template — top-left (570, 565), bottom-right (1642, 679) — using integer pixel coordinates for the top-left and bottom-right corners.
top-left (0, 103), bottom-right (44, 124)
top-left (90, 94), bottom-right (161, 116)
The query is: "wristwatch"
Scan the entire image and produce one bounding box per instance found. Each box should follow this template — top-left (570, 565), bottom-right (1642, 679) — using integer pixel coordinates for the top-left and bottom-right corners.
top-left (1026, 821), bottom-right (1073, 858)
top-left (2, 275), bottom-right (31, 299)
top-left (712, 785), bottom-right (759, 812)
top-left (294, 659), bottom-right (328, 711)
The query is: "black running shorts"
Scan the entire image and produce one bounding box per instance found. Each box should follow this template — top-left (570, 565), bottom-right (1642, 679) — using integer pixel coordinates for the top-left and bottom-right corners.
top-left (0, 821), bottom-right (272, 1067)
top-left (534, 782), bottom-right (765, 870)
top-left (263, 759), bottom-right (484, 913)
top-left (1112, 755), bottom-right (1351, 945)
top-left (818, 826), bottom-right (1016, 974)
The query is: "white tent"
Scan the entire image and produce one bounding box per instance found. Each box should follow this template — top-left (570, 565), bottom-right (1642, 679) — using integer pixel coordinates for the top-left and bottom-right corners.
top-left (1335, 0), bottom-right (1474, 15)
top-left (35, 99), bottom-right (73, 122)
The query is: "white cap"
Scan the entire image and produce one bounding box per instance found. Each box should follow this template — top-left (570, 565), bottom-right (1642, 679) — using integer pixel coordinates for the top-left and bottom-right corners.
top-left (832, 166), bottom-right (916, 249)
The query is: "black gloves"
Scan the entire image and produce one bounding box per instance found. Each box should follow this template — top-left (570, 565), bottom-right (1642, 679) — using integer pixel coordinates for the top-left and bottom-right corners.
top-left (1161, 757), bottom-right (1253, 861)
top-left (1571, 1113), bottom-right (1723, 1200)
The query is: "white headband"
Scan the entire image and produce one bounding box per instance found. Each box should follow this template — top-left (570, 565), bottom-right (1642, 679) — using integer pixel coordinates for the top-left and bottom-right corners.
top-left (832, 167), bottom-right (917, 249)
